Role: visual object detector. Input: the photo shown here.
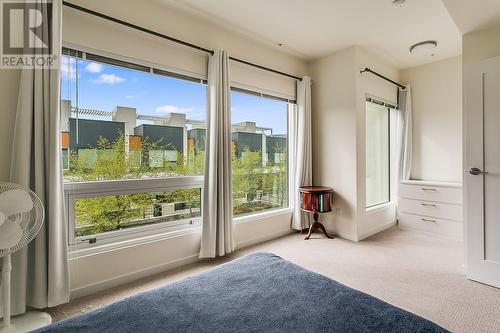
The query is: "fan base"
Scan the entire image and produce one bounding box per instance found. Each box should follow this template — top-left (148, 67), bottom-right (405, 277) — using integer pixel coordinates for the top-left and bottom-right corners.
top-left (0, 311), bottom-right (52, 332)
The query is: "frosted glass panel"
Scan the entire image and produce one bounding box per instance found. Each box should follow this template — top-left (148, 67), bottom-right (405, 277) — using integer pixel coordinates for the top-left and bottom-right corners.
top-left (483, 72), bottom-right (500, 263)
top-left (366, 101), bottom-right (390, 208)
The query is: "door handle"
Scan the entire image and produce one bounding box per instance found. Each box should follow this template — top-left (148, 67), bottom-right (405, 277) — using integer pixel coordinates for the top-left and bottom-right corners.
top-left (469, 168), bottom-right (488, 176)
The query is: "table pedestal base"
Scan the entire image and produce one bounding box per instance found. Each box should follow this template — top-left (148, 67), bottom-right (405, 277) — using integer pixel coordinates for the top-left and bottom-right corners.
top-left (304, 213), bottom-right (334, 240)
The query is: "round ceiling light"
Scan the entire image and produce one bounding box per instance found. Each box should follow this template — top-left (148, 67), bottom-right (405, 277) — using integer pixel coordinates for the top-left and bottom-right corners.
top-left (409, 40), bottom-right (438, 56)
top-left (392, 0), bottom-right (406, 8)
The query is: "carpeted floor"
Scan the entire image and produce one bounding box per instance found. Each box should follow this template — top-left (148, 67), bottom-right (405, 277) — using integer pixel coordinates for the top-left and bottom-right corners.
top-left (48, 227), bottom-right (500, 333)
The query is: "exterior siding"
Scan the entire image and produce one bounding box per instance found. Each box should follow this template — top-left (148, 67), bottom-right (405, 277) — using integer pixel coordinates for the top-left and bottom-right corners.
top-left (188, 128), bottom-right (206, 151)
top-left (135, 124), bottom-right (184, 152)
top-left (232, 132), bottom-right (262, 157)
top-left (69, 118), bottom-right (125, 150)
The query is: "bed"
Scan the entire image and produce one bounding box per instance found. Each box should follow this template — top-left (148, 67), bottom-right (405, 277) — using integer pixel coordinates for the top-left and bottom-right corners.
top-left (34, 252), bottom-right (448, 332)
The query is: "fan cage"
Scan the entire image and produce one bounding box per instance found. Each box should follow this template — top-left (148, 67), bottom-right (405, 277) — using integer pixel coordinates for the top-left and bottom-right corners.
top-left (0, 182), bottom-right (45, 257)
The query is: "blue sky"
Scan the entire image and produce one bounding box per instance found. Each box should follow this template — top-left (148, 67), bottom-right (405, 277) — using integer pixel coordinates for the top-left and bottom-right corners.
top-left (61, 56), bottom-right (288, 135)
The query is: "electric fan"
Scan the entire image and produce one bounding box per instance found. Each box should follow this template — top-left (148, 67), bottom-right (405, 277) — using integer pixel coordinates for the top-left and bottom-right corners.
top-left (0, 182), bottom-right (51, 332)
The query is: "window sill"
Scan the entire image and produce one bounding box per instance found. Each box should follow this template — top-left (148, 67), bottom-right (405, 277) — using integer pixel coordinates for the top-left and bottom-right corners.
top-left (234, 208), bottom-right (292, 224)
top-left (69, 208), bottom-right (293, 259)
top-left (68, 225), bottom-right (201, 260)
top-left (366, 202), bottom-right (394, 214)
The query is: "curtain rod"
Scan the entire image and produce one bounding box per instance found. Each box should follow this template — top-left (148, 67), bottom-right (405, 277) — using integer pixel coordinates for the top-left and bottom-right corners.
top-left (360, 68), bottom-right (405, 90)
top-left (62, 1), bottom-right (302, 81)
top-left (228, 57), bottom-right (302, 81)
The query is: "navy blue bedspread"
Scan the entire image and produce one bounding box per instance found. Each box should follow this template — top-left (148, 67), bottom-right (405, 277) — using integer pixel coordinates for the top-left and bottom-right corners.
top-left (34, 252), bottom-right (448, 333)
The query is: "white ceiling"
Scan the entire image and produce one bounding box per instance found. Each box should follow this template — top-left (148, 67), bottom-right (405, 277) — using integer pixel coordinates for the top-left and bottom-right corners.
top-left (162, 0), bottom-right (462, 69)
top-left (442, 0), bottom-right (500, 35)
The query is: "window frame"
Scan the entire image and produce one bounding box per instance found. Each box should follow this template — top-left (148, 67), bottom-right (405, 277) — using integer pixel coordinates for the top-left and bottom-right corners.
top-left (365, 96), bottom-right (395, 209)
top-left (229, 85), bottom-right (294, 220)
top-left (65, 176), bottom-right (204, 252)
top-left (62, 43), bottom-right (208, 83)
top-left (61, 44), bottom-right (208, 252)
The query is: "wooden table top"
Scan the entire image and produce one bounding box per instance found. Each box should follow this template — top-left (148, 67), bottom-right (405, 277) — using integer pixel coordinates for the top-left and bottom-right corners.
top-left (299, 186), bottom-right (333, 193)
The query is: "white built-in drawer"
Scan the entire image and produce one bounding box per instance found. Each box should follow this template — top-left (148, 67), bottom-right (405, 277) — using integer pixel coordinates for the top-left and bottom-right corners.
top-left (399, 198), bottom-right (463, 222)
top-left (398, 212), bottom-right (462, 240)
top-left (399, 183), bottom-right (462, 205)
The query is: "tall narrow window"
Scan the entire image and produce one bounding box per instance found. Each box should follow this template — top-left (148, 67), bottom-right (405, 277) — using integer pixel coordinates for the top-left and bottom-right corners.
top-left (230, 89), bottom-right (290, 217)
top-left (366, 100), bottom-right (390, 208)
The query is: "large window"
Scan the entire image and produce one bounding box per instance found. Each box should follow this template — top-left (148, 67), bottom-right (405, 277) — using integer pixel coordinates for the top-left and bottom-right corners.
top-left (73, 187), bottom-right (200, 236)
top-left (61, 48), bottom-right (206, 248)
top-left (231, 89), bottom-right (290, 217)
top-left (61, 47), bottom-right (295, 249)
top-left (365, 99), bottom-right (390, 208)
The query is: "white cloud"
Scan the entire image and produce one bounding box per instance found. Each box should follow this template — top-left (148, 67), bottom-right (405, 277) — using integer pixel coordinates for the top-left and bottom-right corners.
top-left (155, 105), bottom-right (194, 114)
top-left (126, 93), bottom-right (144, 99)
top-left (85, 62), bottom-right (103, 73)
top-left (91, 74), bottom-right (126, 84)
top-left (60, 56), bottom-right (75, 79)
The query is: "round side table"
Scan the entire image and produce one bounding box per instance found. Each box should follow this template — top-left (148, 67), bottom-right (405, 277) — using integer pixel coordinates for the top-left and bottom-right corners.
top-left (299, 186), bottom-right (334, 240)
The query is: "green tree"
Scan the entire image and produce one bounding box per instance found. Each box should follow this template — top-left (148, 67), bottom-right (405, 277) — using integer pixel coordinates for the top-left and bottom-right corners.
top-left (232, 148), bottom-right (262, 205)
top-left (265, 146), bottom-right (288, 207)
top-left (65, 132), bottom-right (205, 236)
top-left (231, 146), bottom-right (288, 216)
top-left (75, 193), bottom-right (153, 236)
top-left (65, 131), bottom-right (288, 235)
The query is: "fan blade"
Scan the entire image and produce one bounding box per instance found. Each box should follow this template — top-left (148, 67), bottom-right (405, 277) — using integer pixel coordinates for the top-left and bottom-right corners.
top-left (0, 218), bottom-right (23, 250)
top-left (0, 211), bottom-right (4, 226)
top-left (0, 189), bottom-right (33, 216)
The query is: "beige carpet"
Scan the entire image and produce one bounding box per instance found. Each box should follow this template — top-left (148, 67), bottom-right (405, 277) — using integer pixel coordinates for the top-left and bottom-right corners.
top-left (48, 227), bottom-right (500, 332)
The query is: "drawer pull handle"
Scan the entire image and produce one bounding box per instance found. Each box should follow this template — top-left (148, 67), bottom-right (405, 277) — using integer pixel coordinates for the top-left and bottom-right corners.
top-left (421, 188), bottom-right (437, 192)
top-left (421, 203), bottom-right (437, 207)
top-left (421, 218), bottom-right (437, 223)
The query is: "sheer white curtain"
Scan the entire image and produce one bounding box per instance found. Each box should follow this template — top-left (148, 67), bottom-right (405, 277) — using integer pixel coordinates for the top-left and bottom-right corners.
top-left (199, 49), bottom-right (235, 258)
top-left (397, 85), bottom-right (412, 181)
top-left (291, 76), bottom-right (313, 230)
top-left (5, 0), bottom-right (70, 316)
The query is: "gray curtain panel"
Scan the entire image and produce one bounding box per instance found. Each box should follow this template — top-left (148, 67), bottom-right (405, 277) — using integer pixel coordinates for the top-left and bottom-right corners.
top-left (291, 76), bottom-right (313, 230)
top-left (398, 85), bottom-right (413, 181)
top-left (199, 49), bottom-right (235, 258)
top-left (5, 0), bottom-right (70, 316)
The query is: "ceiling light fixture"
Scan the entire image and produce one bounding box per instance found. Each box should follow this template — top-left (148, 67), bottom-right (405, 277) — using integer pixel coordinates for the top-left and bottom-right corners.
top-left (392, 0), bottom-right (406, 8)
top-left (409, 40), bottom-right (438, 56)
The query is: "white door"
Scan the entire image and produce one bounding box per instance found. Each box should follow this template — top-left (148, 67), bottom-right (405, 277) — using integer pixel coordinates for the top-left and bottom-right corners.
top-left (465, 56), bottom-right (500, 288)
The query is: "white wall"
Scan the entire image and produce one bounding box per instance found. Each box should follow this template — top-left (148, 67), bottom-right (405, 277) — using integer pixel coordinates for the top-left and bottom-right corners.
top-left (401, 56), bottom-right (463, 183)
top-left (0, 0), bottom-right (308, 296)
top-left (463, 23), bottom-right (500, 65)
top-left (309, 46), bottom-right (399, 241)
top-left (70, 211), bottom-right (292, 297)
top-left (309, 47), bottom-right (358, 240)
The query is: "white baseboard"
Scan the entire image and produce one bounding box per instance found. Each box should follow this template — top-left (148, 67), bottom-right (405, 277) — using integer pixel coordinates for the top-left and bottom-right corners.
top-left (236, 229), bottom-right (295, 250)
top-left (397, 225), bottom-right (463, 242)
top-left (70, 254), bottom-right (200, 299)
top-left (331, 230), bottom-right (358, 242)
top-left (358, 220), bottom-right (397, 241)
